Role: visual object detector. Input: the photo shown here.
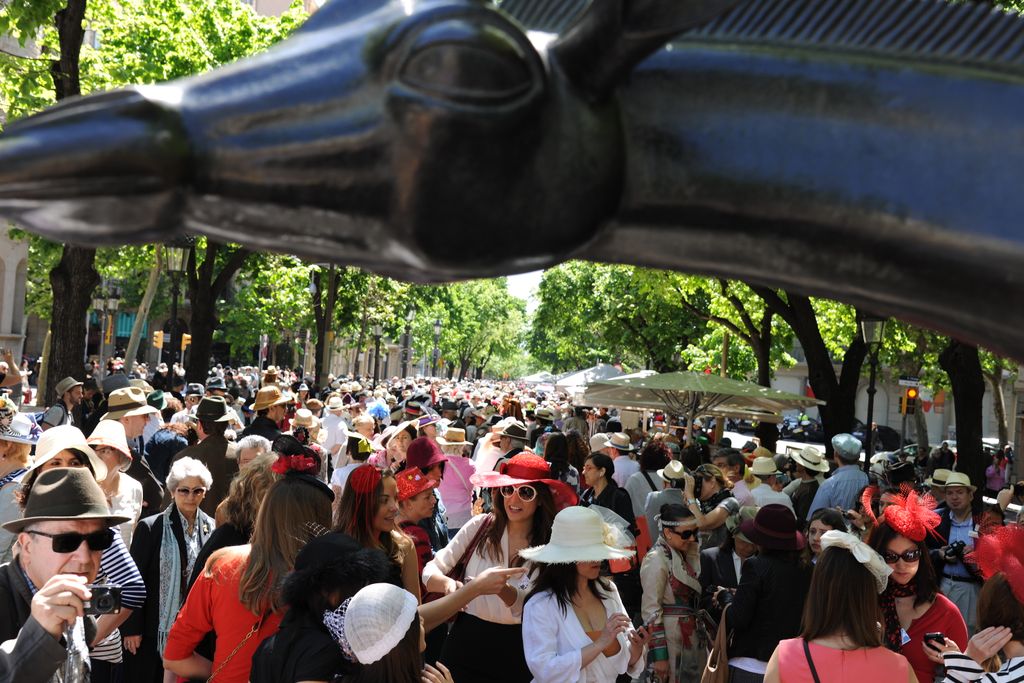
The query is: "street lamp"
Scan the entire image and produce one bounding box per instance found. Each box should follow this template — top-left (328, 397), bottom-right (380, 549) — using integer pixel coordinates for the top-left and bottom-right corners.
top-left (372, 323), bottom-right (383, 387)
top-left (165, 237), bottom-right (192, 369)
top-left (860, 312), bottom-right (887, 472)
top-left (432, 318), bottom-right (442, 378)
top-left (401, 307), bottom-right (415, 379)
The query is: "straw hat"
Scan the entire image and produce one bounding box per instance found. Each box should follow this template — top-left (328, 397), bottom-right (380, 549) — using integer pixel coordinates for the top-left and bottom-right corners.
top-left (101, 387), bottom-right (160, 421)
top-left (609, 432), bottom-right (635, 452)
top-left (657, 460), bottom-right (687, 481)
top-left (518, 506), bottom-right (634, 564)
top-left (252, 385), bottom-right (292, 412)
top-left (791, 446), bottom-right (829, 473)
top-left (750, 456), bottom-right (782, 477)
top-left (944, 472), bottom-right (976, 492)
top-left (87, 419), bottom-right (133, 473)
top-left (437, 427), bottom-right (470, 447)
top-left (925, 468), bottom-right (952, 489)
top-left (27, 425), bottom-right (107, 482)
top-left (1, 467), bottom-right (130, 533)
top-left (326, 395), bottom-right (346, 412)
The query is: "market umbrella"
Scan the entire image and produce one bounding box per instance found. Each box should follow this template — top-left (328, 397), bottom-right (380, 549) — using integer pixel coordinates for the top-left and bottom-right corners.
top-left (581, 371), bottom-right (823, 442)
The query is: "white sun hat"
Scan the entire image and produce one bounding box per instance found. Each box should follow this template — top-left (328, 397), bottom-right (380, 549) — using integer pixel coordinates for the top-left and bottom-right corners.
top-left (341, 583), bottom-right (418, 665)
top-left (518, 505), bottom-right (634, 564)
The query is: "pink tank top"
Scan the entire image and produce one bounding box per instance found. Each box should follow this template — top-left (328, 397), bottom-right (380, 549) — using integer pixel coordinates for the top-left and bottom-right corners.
top-left (776, 638), bottom-right (910, 682)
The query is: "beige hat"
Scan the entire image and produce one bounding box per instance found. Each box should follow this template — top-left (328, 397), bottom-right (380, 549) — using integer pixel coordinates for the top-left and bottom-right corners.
top-left (437, 427), bottom-right (470, 447)
top-left (325, 395), bottom-right (346, 411)
top-left (519, 506), bottom-right (634, 564)
top-left (129, 378), bottom-right (155, 394)
top-left (101, 387), bottom-right (160, 421)
top-left (609, 432), bottom-right (636, 452)
top-left (28, 424), bottom-right (107, 482)
top-left (589, 433), bottom-right (612, 452)
top-left (944, 472), bottom-right (976, 492)
top-left (54, 376), bottom-right (83, 397)
top-left (926, 468), bottom-right (953, 489)
top-left (252, 385), bottom-right (292, 412)
top-left (87, 419), bottom-right (133, 472)
top-left (752, 446), bottom-right (774, 460)
top-left (750, 456), bottom-right (782, 477)
top-left (291, 408), bottom-right (320, 430)
top-left (791, 446), bottom-right (830, 473)
top-left (657, 460), bottom-right (687, 481)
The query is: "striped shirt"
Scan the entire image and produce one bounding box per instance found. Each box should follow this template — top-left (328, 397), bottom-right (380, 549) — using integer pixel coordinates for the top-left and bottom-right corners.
top-left (91, 531), bottom-right (146, 663)
top-left (943, 653), bottom-right (1024, 682)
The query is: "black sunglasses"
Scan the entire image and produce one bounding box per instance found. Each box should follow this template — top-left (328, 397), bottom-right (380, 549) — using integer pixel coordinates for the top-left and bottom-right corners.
top-left (26, 528), bottom-right (115, 554)
top-left (883, 549), bottom-right (922, 564)
top-left (667, 526), bottom-right (698, 540)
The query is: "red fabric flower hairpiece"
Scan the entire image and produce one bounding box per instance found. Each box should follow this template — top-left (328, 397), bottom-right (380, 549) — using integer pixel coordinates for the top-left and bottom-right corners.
top-left (861, 483), bottom-right (941, 543)
top-left (271, 454), bottom-right (319, 476)
top-left (348, 464), bottom-right (383, 495)
top-left (969, 525), bottom-right (1024, 603)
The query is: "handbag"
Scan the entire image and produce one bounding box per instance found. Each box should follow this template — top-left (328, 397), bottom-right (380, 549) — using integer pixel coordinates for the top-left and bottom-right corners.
top-left (422, 513), bottom-right (494, 604)
top-left (700, 604), bottom-right (730, 683)
top-left (803, 639), bottom-right (822, 683)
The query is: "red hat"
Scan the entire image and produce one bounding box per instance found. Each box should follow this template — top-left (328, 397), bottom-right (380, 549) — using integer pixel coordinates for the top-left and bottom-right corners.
top-left (970, 525), bottom-right (1024, 603)
top-left (470, 453), bottom-right (578, 511)
top-left (861, 484), bottom-right (941, 543)
top-left (405, 437), bottom-right (448, 470)
top-left (396, 469), bottom-right (437, 502)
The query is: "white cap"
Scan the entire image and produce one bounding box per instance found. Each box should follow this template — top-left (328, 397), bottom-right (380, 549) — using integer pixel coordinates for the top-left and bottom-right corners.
top-left (589, 433), bottom-right (612, 452)
top-left (344, 584), bottom-right (418, 665)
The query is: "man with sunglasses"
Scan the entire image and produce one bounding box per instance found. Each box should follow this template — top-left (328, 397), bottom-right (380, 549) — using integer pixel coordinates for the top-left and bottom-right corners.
top-left (0, 467), bottom-right (130, 682)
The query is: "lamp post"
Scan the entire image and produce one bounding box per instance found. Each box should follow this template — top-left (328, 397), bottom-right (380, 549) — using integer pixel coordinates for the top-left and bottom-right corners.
top-left (91, 293), bottom-right (106, 376)
top-left (372, 323), bottom-right (383, 387)
top-left (401, 307), bottom-right (415, 379)
top-left (104, 280), bottom-right (121, 368)
top-left (165, 237), bottom-right (192, 370)
top-left (432, 318), bottom-right (442, 378)
top-left (860, 313), bottom-right (887, 472)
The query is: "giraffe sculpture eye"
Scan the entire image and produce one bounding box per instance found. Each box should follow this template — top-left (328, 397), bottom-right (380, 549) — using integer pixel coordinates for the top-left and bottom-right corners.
top-left (397, 20), bottom-right (538, 106)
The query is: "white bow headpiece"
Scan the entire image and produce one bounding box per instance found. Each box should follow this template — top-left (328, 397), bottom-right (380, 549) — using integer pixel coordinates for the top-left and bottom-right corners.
top-left (820, 530), bottom-right (892, 593)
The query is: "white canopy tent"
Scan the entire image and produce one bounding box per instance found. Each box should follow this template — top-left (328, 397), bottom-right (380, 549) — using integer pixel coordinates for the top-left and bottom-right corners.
top-left (553, 363), bottom-right (625, 392)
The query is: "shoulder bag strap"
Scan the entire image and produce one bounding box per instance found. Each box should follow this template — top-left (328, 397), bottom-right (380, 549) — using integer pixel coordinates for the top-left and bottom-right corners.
top-left (802, 639), bottom-right (822, 683)
top-left (208, 610), bottom-right (269, 682)
top-left (641, 471), bottom-right (658, 492)
top-left (449, 514), bottom-right (494, 583)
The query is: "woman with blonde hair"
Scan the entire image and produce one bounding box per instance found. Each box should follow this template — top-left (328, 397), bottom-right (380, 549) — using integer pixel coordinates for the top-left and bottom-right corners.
top-left (163, 454), bottom-right (334, 683)
top-left (682, 463), bottom-right (739, 549)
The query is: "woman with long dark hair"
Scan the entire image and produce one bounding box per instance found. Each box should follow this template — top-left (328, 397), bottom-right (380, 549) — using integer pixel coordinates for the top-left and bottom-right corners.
top-left (521, 506), bottom-right (651, 682)
top-left (334, 464), bottom-right (419, 598)
top-left (863, 486), bottom-right (967, 683)
top-left (764, 530), bottom-right (917, 682)
top-left (423, 453), bottom-right (576, 683)
top-left (545, 432), bottom-right (581, 494)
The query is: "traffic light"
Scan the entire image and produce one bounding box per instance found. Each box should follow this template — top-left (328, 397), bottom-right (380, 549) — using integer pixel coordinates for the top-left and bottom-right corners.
top-left (900, 387), bottom-right (919, 415)
top-left (152, 330), bottom-right (163, 348)
top-left (181, 333), bottom-right (192, 351)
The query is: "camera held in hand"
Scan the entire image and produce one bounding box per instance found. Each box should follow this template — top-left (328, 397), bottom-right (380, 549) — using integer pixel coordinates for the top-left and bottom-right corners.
top-left (84, 585), bottom-right (122, 616)
top-left (944, 540), bottom-right (967, 562)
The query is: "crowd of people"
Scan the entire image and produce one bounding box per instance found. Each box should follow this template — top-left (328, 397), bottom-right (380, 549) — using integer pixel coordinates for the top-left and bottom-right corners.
top-left (0, 361), bottom-right (1022, 682)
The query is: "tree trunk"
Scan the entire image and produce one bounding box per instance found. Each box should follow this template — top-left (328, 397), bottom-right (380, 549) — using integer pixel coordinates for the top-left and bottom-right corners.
top-left (312, 267), bottom-right (338, 390)
top-left (985, 367), bottom-right (1010, 448)
top-left (35, 330), bottom-right (51, 407)
top-left (184, 241), bottom-right (250, 382)
top-left (353, 314), bottom-right (368, 377)
top-left (939, 340), bottom-right (986, 492)
top-left (124, 247), bottom-right (163, 365)
top-left (43, 0), bottom-right (97, 401)
top-left (46, 247), bottom-right (100, 399)
top-left (913, 407), bottom-right (930, 453)
top-left (459, 358), bottom-right (472, 381)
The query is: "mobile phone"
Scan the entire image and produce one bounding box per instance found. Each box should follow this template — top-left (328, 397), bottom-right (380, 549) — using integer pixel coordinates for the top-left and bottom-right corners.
top-left (923, 632), bottom-right (946, 651)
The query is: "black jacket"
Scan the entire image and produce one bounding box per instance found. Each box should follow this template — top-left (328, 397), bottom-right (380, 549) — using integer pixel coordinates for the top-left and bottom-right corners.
top-left (0, 560), bottom-right (97, 683)
top-left (123, 508), bottom-right (213, 682)
top-left (728, 552), bottom-right (811, 662)
top-left (699, 546), bottom-right (740, 618)
top-left (926, 510), bottom-right (982, 581)
top-left (170, 433), bottom-right (239, 516)
top-left (582, 479), bottom-right (636, 535)
top-left (240, 416), bottom-right (282, 442)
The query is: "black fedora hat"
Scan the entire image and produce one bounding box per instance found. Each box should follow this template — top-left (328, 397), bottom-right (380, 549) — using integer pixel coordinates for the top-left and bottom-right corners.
top-left (194, 396), bottom-right (232, 422)
top-left (3, 468), bottom-right (130, 533)
top-left (739, 504), bottom-right (805, 551)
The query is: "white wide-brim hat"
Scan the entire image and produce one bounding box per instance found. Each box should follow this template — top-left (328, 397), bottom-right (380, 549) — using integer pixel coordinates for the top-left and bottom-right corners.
top-left (28, 424), bottom-right (108, 482)
top-left (518, 506), bottom-right (634, 564)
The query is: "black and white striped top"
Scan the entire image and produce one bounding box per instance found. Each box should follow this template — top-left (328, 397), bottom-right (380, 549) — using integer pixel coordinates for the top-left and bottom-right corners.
top-left (91, 531), bottom-right (146, 663)
top-left (944, 653), bottom-right (1024, 682)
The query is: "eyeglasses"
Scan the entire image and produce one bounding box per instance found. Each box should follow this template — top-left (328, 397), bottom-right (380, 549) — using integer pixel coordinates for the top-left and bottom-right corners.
top-left (175, 487), bottom-right (207, 497)
top-left (883, 549), bottom-right (922, 564)
top-left (667, 527), bottom-right (698, 540)
top-left (499, 484), bottom-right (537, 502)
top-left (26, 528), bottom-right (114, 553)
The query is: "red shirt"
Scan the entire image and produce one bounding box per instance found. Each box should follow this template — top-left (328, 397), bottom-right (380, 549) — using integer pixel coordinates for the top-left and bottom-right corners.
top-left (902, 594), bottom-right (968, 683)
top-left (164, 546), bottom-right (284, 683)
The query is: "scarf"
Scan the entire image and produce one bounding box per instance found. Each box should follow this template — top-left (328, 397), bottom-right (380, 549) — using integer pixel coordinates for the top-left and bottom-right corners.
top-left (158, 504), bottom-right (212, 656)
top-left (879, 580), bottom-right (916, 651)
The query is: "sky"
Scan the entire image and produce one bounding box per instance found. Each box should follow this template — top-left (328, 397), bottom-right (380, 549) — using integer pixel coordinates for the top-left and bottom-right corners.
top-left (506, 270), bottom-right (543, 313)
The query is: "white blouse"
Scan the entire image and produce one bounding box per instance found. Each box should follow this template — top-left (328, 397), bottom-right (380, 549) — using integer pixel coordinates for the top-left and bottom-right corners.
top-left (522, 582), bottom-right (646, 683)
top-left (422, 513), bottom-right (531, 624)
